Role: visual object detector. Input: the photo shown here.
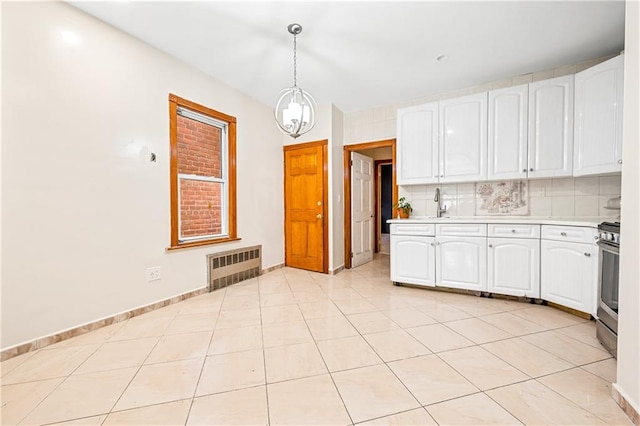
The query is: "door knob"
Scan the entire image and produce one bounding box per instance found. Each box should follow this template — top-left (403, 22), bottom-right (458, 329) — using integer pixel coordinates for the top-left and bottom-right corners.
top-left (370, 214), bottom-right (374, 218)
top-left (316, 214), bottom-right (323, 219)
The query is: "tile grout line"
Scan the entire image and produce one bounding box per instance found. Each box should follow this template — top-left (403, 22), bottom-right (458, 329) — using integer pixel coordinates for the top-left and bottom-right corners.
top-left (288, 268), bottom-right (357, 426)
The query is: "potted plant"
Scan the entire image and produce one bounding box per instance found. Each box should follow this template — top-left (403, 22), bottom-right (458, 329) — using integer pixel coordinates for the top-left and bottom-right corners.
top-left (394, 197), bottom-right (412, 219)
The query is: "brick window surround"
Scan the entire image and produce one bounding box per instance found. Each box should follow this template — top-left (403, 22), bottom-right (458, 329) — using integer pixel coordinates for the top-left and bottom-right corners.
top-left (169, 94), bottom-right (238, 249)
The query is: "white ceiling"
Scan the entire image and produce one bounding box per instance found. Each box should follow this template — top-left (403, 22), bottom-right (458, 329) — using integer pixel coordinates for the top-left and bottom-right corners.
top-left (70, 1), bottom-right (625, 113)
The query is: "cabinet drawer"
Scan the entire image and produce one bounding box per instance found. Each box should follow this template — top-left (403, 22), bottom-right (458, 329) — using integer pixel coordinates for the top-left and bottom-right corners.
top-left (488, 224), bottom-right (540, 239)
top-left (541, 225), bottom-right (598, 244)
top-left (436, 223), bottom-right (487, 237)
top-left (390, 223), bottom-right (435, 236)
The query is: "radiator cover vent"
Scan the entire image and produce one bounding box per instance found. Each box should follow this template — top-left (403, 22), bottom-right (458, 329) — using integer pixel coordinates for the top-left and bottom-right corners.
top-left (207, 245), bottom-right (262, 291)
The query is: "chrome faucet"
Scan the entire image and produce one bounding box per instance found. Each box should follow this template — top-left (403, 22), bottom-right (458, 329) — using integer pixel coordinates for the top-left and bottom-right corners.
top-left (434, 188), bottom-right (448, 217)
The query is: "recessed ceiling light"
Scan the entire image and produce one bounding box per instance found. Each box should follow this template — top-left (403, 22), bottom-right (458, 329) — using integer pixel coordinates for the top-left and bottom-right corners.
top-left (436, 55), bottom-right (449, 62)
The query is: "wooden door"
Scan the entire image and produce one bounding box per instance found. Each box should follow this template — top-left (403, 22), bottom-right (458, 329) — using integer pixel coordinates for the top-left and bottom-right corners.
top-left (284, 141), bottom-right (328, 273)
top-left (351, 152), bottom-right (374, 267)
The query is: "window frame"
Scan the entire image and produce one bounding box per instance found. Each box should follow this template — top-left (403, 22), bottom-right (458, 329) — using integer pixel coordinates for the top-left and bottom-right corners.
top-left (168, 94), bottom-right (238, 250)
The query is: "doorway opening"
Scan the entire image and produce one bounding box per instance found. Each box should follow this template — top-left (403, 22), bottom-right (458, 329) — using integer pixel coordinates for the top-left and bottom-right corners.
top-left (377, 161), bottom-right (393, 254)
top-left (343, 139), bottom-right (397, 269)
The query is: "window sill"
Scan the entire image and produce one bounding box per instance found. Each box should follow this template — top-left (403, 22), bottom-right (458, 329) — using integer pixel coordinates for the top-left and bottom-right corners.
top-left (167, 236), bottom-right (242, 251)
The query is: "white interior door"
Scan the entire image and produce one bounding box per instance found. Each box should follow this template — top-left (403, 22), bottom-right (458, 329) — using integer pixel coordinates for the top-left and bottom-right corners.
top-left (351, 152), bottom-right (374, 267)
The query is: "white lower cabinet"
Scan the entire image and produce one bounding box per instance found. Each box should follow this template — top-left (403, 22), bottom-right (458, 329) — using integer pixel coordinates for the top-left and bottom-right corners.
top-left (541, 239), bottom-right (598, 315)
top-left (436, 236), bottom-right (487, 291)
top-left (390, 235), bottom-right (436, 287)
top-left (488, 237), bottom-right (540, 297)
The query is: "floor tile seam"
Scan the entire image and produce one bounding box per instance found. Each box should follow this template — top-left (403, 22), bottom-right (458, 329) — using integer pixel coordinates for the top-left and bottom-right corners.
top-left (435, 342), bottom-right (538, 387)
top-left (1, 340), bottom-right (104, 385)
top-left (479, 343), bottom-right (580, 376)
top-left (0, 351), bottom-right (38, 377)
top-left (578, 360), bottom-right (617, 382)
top-left (474, 314), bottom-right (553, 337)
top-left (428, 349), bottom-right (486, 393)
top-left (100, 397), bottom-right (194, 423)
top-left (105, 332), bottom-right (170, 418)
top-left (367, 358), bottom-right (426, 413)
top-left (172, 288), bottom-right (225, 425)
top-left (257, 285), bottom-right (271, 426)
top-left (552, 327), bottom-right (614, 353)
top-left (481, 387), bottom-right (528, 425)
top-left (6, 374), bottom-right (68, 425)
top-left (350, 407), bottom-right (432, 426)
top-left (297, 306), bottom-right (356, 426)
top-left (527, 376), bottom-right (613, 419)
top-left (518, 333), bottom-right (612, 366)
top-left (360, 328), bottom-right (433, 358)
top-left (420, 389), bottom-right (485, 409)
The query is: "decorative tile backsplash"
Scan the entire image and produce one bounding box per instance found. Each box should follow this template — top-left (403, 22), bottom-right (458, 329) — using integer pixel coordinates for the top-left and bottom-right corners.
top-left (476, 181), bottom-right (529, 215)
top-left (400, 176), bottom-right (621, 218)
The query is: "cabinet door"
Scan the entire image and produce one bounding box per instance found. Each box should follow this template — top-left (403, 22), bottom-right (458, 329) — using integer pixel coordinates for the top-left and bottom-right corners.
top-left (541, 240), bottom-right (597, 315)
top-left (435, 236), bottom-right (487, 291)
top-left (439, 93), bottom-right (488, 183)
top-left (397, 103), bottom-right (439, 185)
top-left (488, 237), bottom-right (540, 298)
top-left (488, 84), bottom-right (529, 180)
top-left (528, 75), bottom-right (574, 178)
top-left (390, 235), bottom-right (436, 286)
top-left (574, 54), bottom-right (624, 176)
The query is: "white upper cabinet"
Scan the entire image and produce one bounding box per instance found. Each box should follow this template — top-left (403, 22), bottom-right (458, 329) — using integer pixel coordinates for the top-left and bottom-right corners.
top-left (488, 84), bottom-right (529, 180)
top-left (396, 103), bottom-right (439, 185)
top-left (528, 75), bottom-right (574, 178)
top-left (574, 54), bottom-right (624, 176)
top-left (439, 92), bottom-right (488, 183)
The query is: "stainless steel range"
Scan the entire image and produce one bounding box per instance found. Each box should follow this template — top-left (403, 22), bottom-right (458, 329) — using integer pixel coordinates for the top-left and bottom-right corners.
top-left (596, 221), bottom-right (620, 357)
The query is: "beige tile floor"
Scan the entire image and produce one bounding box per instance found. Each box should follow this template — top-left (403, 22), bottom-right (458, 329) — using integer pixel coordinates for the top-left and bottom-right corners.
top-left (0, 255), bottom-right (632, 425)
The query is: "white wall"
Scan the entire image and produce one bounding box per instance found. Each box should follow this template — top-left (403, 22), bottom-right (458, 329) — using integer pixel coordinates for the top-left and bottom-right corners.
top-left (1, 2), bottom-right (284, 350)
top-left (615, 0), bottom-right (640, 414)
top-left (331, 104), bottom-right (345, 271)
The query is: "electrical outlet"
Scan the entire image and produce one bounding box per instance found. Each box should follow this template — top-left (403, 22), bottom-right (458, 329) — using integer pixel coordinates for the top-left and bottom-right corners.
top-left (147, 266), bottom-right (161, 282)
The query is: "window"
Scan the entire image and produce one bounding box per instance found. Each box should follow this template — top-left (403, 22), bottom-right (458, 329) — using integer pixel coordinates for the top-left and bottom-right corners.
top-left (169, 94), bottom-right (237, 249)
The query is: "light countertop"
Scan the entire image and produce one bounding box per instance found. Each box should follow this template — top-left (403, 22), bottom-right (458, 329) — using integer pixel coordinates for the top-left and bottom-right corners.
top-left (386, 216), bottom-right (614, 227)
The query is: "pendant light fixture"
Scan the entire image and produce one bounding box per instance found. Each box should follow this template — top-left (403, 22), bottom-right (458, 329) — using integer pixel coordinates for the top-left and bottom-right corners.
top-left (274, 23), bottom-right (317, 138)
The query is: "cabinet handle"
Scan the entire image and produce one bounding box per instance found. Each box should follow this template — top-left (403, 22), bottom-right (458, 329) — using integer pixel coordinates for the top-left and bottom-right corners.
top-left (523, 169), bottom-right (527, 173)
top-left (488, 244), bottom-right (493, 248)
top-left (529, 168), bottom-right (534, 172)
top-left (560, 232), bottom-right (567, 236)
top-left (584, 252), bottom-right (591, 257)
top-left (511, 229), bottom-right (516, 233)
top-left (430, 243), bottom-right (435, 247)
top-left (440, 174), bottom-right (444, 178)
top-left (618, 160), bottom-right (623, 164)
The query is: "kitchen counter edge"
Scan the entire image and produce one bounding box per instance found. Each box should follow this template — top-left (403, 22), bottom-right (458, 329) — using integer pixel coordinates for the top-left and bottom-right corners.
top-left (386, 216), bottom-right (610, 227)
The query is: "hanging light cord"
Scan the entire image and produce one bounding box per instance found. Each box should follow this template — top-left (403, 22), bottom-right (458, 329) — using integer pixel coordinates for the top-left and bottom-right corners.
top-left (292, 31), bottom-right (298, 88)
